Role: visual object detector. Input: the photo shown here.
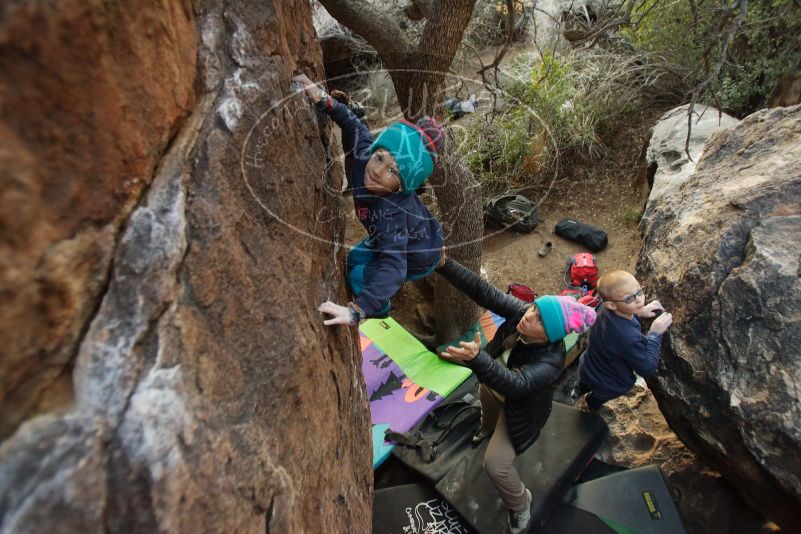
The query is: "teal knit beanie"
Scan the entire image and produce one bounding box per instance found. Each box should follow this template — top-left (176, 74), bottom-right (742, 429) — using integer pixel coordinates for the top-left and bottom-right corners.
top-left (535, 295), bottom-right (597, 343)
top-left (370, 120), bottom-right (440, 195)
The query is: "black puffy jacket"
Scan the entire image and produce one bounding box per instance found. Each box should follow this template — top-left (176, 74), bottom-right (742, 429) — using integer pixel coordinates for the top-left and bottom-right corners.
top-left (436, 259), bottom-right (565, 455)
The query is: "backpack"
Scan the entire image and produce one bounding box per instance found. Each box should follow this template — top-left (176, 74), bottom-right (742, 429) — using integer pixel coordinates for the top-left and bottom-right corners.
top-left (507, 283), bottom-right (537, 302)
top-left (564, 253), bottom-right (599, 291)
top-left (483, 194), bottom-right (538, 233)
top-left (554, 218), bottom-right (608, 252)
top-left (559, 287), bottom-right (601, 308)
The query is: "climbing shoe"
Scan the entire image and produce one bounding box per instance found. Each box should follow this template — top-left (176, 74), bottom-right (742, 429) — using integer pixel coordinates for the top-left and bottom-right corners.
top-left (537, 241), bottom-right (553, 257)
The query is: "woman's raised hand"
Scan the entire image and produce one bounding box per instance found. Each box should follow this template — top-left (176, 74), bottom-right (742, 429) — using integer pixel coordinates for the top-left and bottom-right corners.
top-left (439, 332), bottom-right (481, 363)
top-left (437, 246), bottom-right (447, 268)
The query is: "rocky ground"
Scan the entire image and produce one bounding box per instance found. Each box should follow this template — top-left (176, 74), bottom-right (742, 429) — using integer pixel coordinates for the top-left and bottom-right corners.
top-left (588, 386), bottom-right (779, 533)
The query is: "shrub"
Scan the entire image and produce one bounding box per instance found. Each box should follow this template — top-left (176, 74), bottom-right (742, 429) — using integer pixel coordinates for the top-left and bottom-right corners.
top-left (623, 0), bottom-right (801, 115)
top-left (453, 47), bottom-right (666, 190)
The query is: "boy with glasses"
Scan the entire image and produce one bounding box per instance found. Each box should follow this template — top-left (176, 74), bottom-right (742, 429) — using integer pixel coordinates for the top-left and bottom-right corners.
top-left (574, 270), bottom-right (673, 411)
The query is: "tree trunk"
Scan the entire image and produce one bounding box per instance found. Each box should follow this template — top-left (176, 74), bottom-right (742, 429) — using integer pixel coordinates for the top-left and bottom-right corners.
top-left (387, 67), bottom-right (483, 342)
top-left (319, 0), bottom-right (482, 341)
top-left (430, 137), bottom-right (483, 343)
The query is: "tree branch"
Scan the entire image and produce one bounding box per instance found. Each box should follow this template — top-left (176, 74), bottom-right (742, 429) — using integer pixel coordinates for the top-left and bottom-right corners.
top-left (318, 0), bottom-right (414, 67)
top-left (477, 0), bottom-right (515, 87)
top-left (684, 0), bottom-right (749, 160)
top-left (418, 0), bottom-right (477, 64)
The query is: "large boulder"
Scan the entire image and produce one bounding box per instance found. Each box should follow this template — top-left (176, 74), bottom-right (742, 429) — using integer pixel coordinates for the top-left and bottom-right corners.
top-left (0, 1), bottom-right (371, 532)
top-left (641, 104), bottom-right (739, 233)
top-left (639, 105), bottom-right (801, 531)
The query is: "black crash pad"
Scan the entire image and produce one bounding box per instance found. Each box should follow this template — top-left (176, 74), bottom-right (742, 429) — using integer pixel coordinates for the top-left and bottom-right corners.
top-left (389, 375), bottom-right (482, 484)
top-left (567, 465), bottom-right (686, 534)
top-left (535, 505), bottom-right (617, 533)
top-left (373, 482), bottom-right (623, 534)
top-left (373, 483), bottom-right (476, 534)
top-left (393, 401), bottom-right (608, 534)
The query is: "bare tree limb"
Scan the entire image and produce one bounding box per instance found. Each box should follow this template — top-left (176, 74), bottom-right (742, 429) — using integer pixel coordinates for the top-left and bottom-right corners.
top-left (318, 0), bottom-right (414, 66)
top-left (684, 0), bottom-right (749, 160)
top-left (477, 0), bottom-right (516, 88)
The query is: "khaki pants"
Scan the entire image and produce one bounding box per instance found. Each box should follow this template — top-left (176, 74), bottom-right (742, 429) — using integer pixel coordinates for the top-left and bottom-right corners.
top-left (479, 384), bottom-right (529, 512)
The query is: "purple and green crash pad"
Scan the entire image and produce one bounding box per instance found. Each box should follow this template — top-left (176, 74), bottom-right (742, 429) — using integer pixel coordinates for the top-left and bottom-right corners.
top-left (361, 312), bottom-right (503, 468)
top-left (362, 309), bottom-right (581, 468)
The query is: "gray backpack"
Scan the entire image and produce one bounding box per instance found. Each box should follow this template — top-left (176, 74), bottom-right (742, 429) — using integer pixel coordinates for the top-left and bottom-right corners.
top-left (483, 194), bottom-right (538, 233)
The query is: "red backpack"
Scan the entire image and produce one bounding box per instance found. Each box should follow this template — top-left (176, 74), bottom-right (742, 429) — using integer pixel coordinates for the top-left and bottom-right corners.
top-left (507, 283), bottom-right (537, 302)
top-left (559, 287), bottom-right (602, 308)
top-left (564, 253), bottom-right (599, 291)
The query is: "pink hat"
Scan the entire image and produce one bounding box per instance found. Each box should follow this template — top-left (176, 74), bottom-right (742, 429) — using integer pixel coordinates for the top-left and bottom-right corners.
top-left (534, 295), bottom-right (597, 342)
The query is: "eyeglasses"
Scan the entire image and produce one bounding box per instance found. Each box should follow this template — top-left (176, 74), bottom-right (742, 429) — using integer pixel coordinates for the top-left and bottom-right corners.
top-left (606, 287), bottom-right (644, 304)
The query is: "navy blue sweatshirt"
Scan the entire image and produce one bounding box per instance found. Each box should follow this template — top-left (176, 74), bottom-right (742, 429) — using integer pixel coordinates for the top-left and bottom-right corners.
top-left (579, 307), bottom-right (663, 397)
top-left (317, 97), bottom-right (443, 316)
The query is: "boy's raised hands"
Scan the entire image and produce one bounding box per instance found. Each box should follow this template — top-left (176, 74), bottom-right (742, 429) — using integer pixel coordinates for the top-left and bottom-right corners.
top-left (649, 312), bottom-right (673, 335)
top-left (639, 299), bottom-right (672, 334)
top-left (638, 300), bottom-right (664, 318)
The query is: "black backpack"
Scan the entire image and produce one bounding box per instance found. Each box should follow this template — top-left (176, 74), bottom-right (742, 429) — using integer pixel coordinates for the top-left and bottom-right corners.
top-left (483, 194), bottom-right (538, 233)
top-left (554, 218), bottom-right (608, 251)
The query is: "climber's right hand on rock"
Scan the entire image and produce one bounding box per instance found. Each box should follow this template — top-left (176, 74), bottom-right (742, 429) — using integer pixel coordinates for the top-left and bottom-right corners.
top-left (292, 74), bottom-right (326, 104)
top-left (649, 312), bottom-right (673, 335)
top-left (318, 301), bottom-right (352, 326)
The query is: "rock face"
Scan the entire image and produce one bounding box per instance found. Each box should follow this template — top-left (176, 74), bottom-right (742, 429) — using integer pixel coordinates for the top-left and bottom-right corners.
top-left (639, 105), bottom-right (801, 531)
top-left (0, 1), bottom-right (371, 532)
top-left (641, 104), bottom-right (739, 233)
top-left (0, 0), bottom-right (198, 442)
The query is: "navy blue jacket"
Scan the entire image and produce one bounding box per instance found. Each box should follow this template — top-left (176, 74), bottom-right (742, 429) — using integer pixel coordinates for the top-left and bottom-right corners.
top-left (436, 259), bottom-right (564, 455)
top-left (579, 307), bottom-right (663, 397)
top-left (318, 98), bottom-right (443, 315)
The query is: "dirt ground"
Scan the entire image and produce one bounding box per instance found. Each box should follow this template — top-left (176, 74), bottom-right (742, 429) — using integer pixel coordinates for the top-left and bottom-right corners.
top-left (477, 110), bottom-right (651, 299)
